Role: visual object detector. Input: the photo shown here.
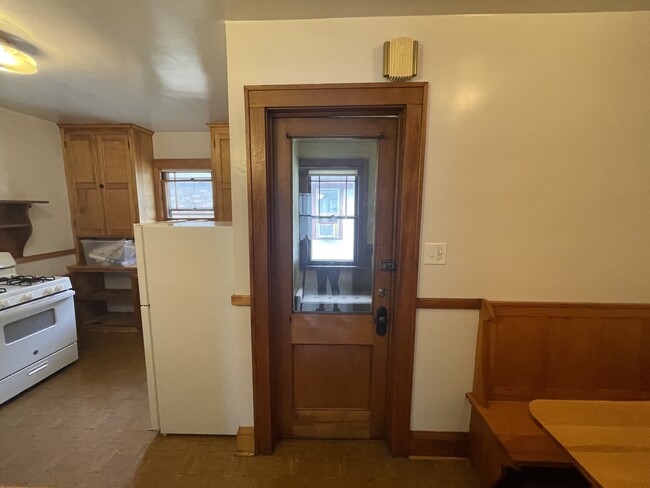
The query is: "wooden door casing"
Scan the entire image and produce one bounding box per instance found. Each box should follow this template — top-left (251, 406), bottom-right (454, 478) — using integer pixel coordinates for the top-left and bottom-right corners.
top-left (245, 83), bottom-right (429, 456)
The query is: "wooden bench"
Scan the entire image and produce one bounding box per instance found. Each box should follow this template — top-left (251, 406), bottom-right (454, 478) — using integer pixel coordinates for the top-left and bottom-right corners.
top-left (467, 300), bottom-right (650, 487)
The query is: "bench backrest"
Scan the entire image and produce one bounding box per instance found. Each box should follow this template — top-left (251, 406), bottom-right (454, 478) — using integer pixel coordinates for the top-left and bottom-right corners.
top-left (472, 301), bottom-right (650, 406)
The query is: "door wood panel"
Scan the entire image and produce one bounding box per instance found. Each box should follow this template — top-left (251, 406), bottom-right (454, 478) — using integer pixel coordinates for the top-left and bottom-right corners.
top-left (74, 186), bottom-right (105, 236)
top-left (103, 188), bottom-right (133, 236)
top-left (97, 134), bottom-right (131, 184)
top-left (66, 134), bottom-right (98, 184)
top-left (293, 345), bottom-right (372, 409)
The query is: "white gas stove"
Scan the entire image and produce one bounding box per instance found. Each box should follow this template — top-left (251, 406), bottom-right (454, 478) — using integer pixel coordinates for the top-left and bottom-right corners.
top-left (0, 252), bottom-right (78, 405)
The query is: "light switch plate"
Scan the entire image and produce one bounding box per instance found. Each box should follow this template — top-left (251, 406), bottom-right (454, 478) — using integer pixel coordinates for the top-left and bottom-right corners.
top-left (423, 243), bottom-right (447, 265)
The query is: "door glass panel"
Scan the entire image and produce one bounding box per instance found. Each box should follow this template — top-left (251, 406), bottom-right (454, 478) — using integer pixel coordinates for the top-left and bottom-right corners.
top-left (292, 138), bottom-right (377, 314)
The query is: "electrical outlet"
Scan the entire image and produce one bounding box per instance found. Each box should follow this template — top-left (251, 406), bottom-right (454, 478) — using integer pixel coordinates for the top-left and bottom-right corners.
top-left (423, 243), bottom-right (447, 265)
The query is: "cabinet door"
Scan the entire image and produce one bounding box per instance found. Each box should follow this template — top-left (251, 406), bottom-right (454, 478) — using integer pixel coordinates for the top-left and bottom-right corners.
top-left (210, 125), bottom-right (232, 221)
top-left (66, 134), bottom-right (106, 236)
top-left (96, 134), bottom-right (135, 236)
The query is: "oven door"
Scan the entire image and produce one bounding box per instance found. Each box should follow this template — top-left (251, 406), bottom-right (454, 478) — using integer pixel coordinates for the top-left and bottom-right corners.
top-left (0, 290), bottom-right (76, 381)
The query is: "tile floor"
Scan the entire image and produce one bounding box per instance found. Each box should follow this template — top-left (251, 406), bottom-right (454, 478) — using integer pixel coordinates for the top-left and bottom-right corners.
top-left (0, 330), bottom-right (481, 487)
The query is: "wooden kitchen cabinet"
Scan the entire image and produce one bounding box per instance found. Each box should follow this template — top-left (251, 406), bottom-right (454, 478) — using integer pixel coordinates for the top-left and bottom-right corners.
top-left (60, 124), bottom-right (155, 331)
top-left (60, 124), bottom-right (156, 240)
top-left (208, 123), bottom-right (232, 221)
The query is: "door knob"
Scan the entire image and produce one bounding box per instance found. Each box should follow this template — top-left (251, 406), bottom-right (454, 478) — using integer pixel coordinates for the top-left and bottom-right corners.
top-left (375, 306), bottom-right (388, 336)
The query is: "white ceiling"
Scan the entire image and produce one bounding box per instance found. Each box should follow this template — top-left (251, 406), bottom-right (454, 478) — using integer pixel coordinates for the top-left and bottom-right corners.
top-left (0, 0), bottom-right (648, 131)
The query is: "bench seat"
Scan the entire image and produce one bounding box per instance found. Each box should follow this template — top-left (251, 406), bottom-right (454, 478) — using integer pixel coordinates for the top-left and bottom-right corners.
top-left (468, 395), bottom-right (572, 466)
top-left (467, 301), bottom-right (650, 487)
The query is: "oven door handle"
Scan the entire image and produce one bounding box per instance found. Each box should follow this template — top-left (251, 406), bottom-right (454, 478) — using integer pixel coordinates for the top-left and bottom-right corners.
top-left (0, 290), bottom-right (75, 325)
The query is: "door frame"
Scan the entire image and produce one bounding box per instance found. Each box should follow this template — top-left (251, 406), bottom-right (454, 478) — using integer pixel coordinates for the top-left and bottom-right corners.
top-left (245, 83), bottom-right (428, 456)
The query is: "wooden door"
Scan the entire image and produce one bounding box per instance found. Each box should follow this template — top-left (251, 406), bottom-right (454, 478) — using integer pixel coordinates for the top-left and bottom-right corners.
top-left (96, 134), bottom-right (134, 236)
top-left (65, 133), bottom-right (105, 236)
top-left (272, 116), bottom-right (398, 439)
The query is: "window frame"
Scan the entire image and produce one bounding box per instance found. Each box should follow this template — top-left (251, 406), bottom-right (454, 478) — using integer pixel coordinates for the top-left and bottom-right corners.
top-left (153, 158), bottom-right (214, 221)
top-left (298, 158), bottom-right (369, 266)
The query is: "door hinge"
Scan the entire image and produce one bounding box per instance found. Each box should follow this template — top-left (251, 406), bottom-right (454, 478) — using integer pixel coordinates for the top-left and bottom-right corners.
top-left (378, 260), bottom-right (397, 272)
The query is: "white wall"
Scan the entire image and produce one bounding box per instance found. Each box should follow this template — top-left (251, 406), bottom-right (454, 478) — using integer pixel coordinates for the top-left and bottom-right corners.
top-left (0, 107), bottom-right (75, 274)
top-left (152, 132), bottom-right (211, 159)
top-left (225, 13), bottom-right (650, 431)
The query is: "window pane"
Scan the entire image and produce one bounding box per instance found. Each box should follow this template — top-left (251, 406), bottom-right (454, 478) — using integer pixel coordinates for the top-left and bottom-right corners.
top-left (162, 171), bottom-right (214, 220)
top-left (292, 138), bottom-right (377, 314)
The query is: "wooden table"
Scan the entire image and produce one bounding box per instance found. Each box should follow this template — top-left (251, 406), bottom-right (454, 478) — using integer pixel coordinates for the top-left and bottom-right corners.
top-left (529, 399), bottom-right (650, 488)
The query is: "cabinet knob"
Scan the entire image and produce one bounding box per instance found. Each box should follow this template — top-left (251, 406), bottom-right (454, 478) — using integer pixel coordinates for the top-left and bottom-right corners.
top-left (99, 184), bottom-right (105, 189)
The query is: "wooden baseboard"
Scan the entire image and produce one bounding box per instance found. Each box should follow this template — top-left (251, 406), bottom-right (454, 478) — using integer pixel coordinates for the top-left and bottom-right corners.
top-left (236, 426), bottom-right (255, 456)
top-left (409, 431), bottom-right (468, 458)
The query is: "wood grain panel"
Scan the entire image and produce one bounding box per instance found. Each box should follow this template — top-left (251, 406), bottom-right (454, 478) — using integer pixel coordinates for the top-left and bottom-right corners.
top-left (75, 187), bottom-right (105, 236)
top-left (231, 294), bottom-right (251, 306)
top-left (98, 134), bottom-right (130, 184)
top-left (66, 134), bottom-right (97, 183)
top-left (416, 298), bottom-right (482, 310)
top-left (247, 84), bottom-right (425, 108)
top-left (293, 345), bottom-right (371, 409)
top-left (291, 409), bottom-right (371, 439)
top-left (491, 316), bottom-right (547, 398)
top-left (15, 249), bottom-right (75, 264)
top-left (103, 188), bottom-right (133, 236)
top-left (546, 317), bottom-right (599, 394)
top-left (409, 431), bottom-right (468, 458)
top-left (291, 314), bottom-right (374, 345)
top-left (475, 301), bottom-right (650, 403)
top-left (596, 318), bottom-right (644, 392)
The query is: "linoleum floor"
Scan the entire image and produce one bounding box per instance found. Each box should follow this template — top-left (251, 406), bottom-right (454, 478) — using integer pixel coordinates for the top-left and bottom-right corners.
top-left (0, 330), bottom-right (481, 488)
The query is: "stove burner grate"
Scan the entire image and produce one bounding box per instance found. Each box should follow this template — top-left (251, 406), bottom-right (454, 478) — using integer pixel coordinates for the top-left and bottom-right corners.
top-left (0, 275), bottom-right (56, 286)
top-left (0, 287), bottom-right (6, 294)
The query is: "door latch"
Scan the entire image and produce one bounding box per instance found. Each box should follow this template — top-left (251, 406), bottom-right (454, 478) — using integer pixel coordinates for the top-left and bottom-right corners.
top-left (378, 261), bottom-right (396, 271)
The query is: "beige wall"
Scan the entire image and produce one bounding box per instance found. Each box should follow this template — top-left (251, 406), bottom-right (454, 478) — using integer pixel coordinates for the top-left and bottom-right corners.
top-left (152, 132), bottom-right (211, 159)
top-left (0, 107), bottom-right (75, 274)
top-left (225, 12), bottom-right (650, 430)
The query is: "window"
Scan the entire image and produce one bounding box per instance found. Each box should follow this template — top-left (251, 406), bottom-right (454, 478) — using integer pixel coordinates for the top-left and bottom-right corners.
top-left (153, 159), bottom-right (215, 220)
top-left (162, 171), bottom-right (214, 219)
top-left (308, 171), bottom-right (358, 262)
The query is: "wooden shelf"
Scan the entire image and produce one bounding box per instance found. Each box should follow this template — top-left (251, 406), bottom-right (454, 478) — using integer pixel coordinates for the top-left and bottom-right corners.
top-left (78, 289), bottom-right (133, 303)
top-left (68, 264), bottom-right (136, 273)
top-left (0, 200), bottom-right (49, 258)
top-left (83, 312), bottom-right (137, 328)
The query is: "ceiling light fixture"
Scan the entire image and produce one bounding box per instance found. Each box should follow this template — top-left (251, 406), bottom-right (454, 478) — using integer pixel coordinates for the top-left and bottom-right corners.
top-left (0, 37), bottom-right (38, 74)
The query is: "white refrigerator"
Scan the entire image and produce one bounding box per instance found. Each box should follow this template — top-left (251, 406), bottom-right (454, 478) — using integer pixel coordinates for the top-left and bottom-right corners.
top-left (134, 221), bottom-right (238, 435)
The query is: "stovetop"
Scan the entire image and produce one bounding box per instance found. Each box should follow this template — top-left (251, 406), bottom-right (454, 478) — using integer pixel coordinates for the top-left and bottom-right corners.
top-left (0, 275), bottom-right (57, 287)
top-left (0, 275), bottom-right (73, 310)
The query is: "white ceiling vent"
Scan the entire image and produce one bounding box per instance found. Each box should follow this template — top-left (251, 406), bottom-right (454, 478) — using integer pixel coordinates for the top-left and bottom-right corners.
top-left (383, 37), bottom-right (418, 82)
